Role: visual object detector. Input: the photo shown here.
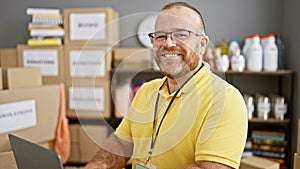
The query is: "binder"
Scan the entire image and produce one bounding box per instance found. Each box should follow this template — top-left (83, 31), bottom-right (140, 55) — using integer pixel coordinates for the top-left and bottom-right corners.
top-left (27, 38), bottom-right (62, 46)
top-left (26, 8), bottom-right (60, 15)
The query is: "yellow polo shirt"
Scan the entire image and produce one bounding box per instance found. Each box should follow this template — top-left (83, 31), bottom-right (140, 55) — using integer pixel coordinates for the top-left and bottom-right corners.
top-left (115, 62), bottom-right (248, 169)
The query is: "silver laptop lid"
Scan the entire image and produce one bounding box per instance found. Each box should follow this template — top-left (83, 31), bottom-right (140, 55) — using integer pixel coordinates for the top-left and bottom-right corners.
top-left (8, 134), bottom-right (64, 169)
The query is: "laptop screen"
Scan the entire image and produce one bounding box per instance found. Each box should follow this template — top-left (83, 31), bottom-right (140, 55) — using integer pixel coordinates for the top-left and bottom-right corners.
top-left (8, 134), bottom-right (64, 169)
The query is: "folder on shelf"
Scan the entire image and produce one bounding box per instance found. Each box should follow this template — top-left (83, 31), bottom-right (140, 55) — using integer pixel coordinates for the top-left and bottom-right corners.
top-left (30, 29), bottom-right (64, 37)
top-left (27, 38), bottom-right (62, 46)
top-left (26, 8), bottom-right (60, 15)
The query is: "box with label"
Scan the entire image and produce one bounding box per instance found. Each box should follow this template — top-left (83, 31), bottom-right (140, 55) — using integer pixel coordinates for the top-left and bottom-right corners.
top-left (17, 45), bottom-right (64, 84)
top-left (64, 45), bottom-right (112, 81)
top-left (64, 8), bottom-right (119, 46)
top-left (2, 67), bottom-right (42, 89)
top-left (0, 85), bottom-right (60, 152)
top-left (0, 48), bottom-right (17, 68)
top-left (66, 79), bottom-right (111, 119)
top-left (68, 124), bottom-right (108, 163)
top-left (0, 85), bottom-right (60, 168)
top-left (240, 156), bottom-right (280, 169)
top-left (113, 47), bottom-right (152, 70)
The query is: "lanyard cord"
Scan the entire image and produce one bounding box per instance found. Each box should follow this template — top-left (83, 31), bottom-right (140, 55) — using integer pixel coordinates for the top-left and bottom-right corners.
top-left (146, 66), bottom-right (202, 164)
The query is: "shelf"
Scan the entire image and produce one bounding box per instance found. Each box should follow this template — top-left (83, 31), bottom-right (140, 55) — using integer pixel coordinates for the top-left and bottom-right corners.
top-left (213, 69), bottom-right (294, 75)
top-left (112, 68), bottom-right (294, 76)
top-left (249, 117), bottom-right (290, 124)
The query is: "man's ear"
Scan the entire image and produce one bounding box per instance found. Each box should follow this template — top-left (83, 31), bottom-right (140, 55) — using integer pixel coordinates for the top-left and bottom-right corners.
top-left (200, 35), bottom-right (209, 55)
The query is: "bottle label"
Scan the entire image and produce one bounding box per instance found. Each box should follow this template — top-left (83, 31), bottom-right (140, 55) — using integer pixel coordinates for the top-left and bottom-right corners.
top-left (274, 104), bottom-right (287, 114)
top-left (257, 102), bottom-right (270, 114)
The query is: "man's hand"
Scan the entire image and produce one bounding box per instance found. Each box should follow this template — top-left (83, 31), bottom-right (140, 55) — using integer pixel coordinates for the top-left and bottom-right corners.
top-left (84, 133), bottom-right (133, 169)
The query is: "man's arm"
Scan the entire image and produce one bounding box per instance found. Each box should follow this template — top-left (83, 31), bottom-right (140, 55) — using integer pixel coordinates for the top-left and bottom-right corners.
top-left (183, 161), bottom-right (233, 169)
top-left (84, 133), bottom-right (133, 169)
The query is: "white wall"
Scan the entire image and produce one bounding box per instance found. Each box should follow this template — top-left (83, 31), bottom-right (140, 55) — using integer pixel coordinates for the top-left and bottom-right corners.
top-left (0, 0), bottom-right (283, 48)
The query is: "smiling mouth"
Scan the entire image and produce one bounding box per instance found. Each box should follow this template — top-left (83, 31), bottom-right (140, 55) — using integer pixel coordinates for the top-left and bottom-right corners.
top-left (163, 53), bottom-right (181, 58)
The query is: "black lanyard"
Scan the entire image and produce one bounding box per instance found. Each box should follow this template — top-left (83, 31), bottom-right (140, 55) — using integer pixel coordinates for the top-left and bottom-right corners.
top-left (145, 66), bottom-right (201, 164)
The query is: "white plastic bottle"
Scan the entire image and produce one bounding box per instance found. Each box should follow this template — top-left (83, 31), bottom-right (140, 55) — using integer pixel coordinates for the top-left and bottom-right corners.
top-left (262, 34), bottom-right (278, 71)
top-left (214, 48), bottom-right (229, 72)
top-left (228, 39), bottom-right (240, 58)
top-left (246, 34), bottom-right (263, 71)
top-left (231, 49), bottom-right (245, 72)
top-left (242, 35), bottom-right (252, 60)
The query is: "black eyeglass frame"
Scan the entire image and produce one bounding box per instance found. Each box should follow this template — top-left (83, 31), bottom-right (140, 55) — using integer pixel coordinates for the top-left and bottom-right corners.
top-left (148, 30), bottom-right (202, 42)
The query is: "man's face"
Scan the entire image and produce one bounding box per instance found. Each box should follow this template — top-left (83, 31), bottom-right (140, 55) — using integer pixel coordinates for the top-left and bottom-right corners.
top-left (153, 6), bottom-right (208, 79)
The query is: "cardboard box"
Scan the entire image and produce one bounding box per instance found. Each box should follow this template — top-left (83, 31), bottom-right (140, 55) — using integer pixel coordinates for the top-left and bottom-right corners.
top-left (0, 140), bottom-right (54, 169)
top-left (64, 8), bottom-right (119, 46)
top-left (2, 67), bottom-right (42, 89)
top-left (297, 119), bottom-right (300, 153)
top-left (17, 45), bottom-right (65, 84)
top-left (0, 85), bottom-right (60, 152)
top-left (0, 48), bottom-right (17, 68)
top-left (240, 156), bottom-right (280, 169)
top-left (294, 153), bottom-right (300, 169)
top-left (64, 45), bottom-right (112, 81)
top-left (0, 68), bottom-right (2, 90)
top-left (66, 79), bottom-right (111, 119)
top-left (0, 151), bottom-right (17, 169)
top-left (68, 124), bottom-right (108, 163)
top-left (0, 85), bottom-right (60, 169)
top-left (113, 48), bottom-right (152, 70)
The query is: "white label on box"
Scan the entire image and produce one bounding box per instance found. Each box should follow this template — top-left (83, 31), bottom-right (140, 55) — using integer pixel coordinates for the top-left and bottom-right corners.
top-left (69, 50), bottom-right (106, 77)
top-left (0, 100), bottom-right (36, 134)
top-left (70, 13), bottom-right (106, 40)
top-left (23, 49), bottom-right (58, 76)
top-left (69, 87), bottom-right (104, 111)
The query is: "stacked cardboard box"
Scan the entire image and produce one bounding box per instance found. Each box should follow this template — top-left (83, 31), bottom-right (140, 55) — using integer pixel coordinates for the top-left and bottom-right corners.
top-left (63, 7), bottom-right (119, 120)
top-left (63, 46), bottom-right (112, 119)
top-left (294, 119), bottom-right (300, 168)
top-left (0, 67), bottom-right (60, 169)
top-left (68, 124), bottom-right (108, 163)
top-left (63, 7), bottom-right (119, 165)
top-left (16, 45), bottom-right (65, 84)
top-left (63, 8), bottom-right (119, 46)
top-left (0, 48), bottom-right (17, 68)
top-left (0, 7), bottom-right (121, 167)
top-left (113, 48), bottom-right (152, 70)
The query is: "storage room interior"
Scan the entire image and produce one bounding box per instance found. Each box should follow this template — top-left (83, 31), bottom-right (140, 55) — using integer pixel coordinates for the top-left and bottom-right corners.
top-left (0, 0), bottom-right (299, 169)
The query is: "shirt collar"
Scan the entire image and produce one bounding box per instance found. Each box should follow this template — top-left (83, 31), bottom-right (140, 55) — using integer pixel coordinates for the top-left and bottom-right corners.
top-left (158, 62), bottom-right (211, 97)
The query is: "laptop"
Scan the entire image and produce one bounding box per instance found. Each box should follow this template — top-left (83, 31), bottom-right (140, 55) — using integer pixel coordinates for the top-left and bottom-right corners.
top-left (8, 134), bottom-right (64, 169)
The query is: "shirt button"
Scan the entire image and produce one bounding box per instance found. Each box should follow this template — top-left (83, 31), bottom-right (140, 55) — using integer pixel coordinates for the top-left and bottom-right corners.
top-left (165, 101), bottom-right (169, 105)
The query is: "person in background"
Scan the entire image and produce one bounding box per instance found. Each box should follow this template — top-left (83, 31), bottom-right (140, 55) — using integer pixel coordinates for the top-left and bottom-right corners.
top-left (84, 2), bottom-right (247, 169)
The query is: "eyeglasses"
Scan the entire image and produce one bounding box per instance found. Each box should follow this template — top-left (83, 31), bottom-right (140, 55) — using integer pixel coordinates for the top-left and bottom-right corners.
top-left (148, 30), bottom-right (202, 43)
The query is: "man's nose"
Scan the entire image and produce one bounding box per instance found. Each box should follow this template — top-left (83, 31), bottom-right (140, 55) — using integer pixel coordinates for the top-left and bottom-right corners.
top-left (163, 35), bottom-right (176, 47)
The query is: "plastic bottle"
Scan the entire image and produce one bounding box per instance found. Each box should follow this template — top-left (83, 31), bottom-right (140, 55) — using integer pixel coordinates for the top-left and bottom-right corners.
top-left (219, 38), bottom-right (229, 56)
top-left (246, 34), bottom-right (263, 71)
top-left (242, 35), bottom-right (252, 59)
top-left (228, 39), bottom-right (240, 58)
top-left (114, 78), bottom-right (133, 118)
top-left (204, 48), bottom-right (215, 70)
top-left (276, 32), bottom-right (285, 69)
top-left (231, 49), bottom-right (245, 72)
top-left (261, 34), bottom-right (278, 71)
top-left (214, 48), bottom-right (229, 72)
top-left (257, 96), bottom-right (271, 120)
